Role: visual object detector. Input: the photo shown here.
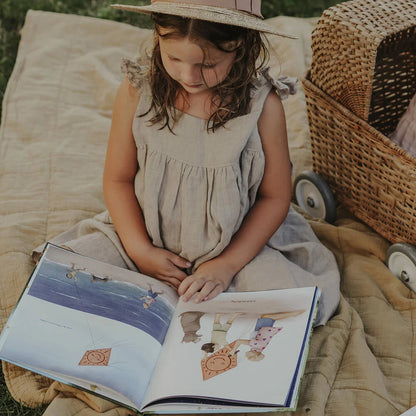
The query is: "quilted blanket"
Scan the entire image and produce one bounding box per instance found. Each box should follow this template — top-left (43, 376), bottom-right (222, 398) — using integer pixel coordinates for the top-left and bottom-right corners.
top-left (1, 9), bottom-right (415, 416)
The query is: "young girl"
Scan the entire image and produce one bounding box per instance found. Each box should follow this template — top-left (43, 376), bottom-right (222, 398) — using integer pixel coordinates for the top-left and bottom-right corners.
top-left (36, 0), bottom-right (340, 325)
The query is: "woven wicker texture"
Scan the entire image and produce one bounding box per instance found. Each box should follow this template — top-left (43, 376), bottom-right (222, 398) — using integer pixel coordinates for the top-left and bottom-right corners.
top-left (304, 77), bottom-right (416, 245)
top-left (309, 0), bottom-right (416, 134)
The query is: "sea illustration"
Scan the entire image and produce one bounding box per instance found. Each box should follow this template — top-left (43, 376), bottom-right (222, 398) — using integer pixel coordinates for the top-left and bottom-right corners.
top-left (28, 258), bottom-right (173, 344)
top-left (0, 253), bottom-right (177, 409)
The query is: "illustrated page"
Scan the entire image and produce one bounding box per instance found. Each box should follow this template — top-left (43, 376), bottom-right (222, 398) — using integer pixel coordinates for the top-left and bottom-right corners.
top-left (0, 244), bottom-right (178, 409)
top-left (144, 287), bottom-right (318, 409)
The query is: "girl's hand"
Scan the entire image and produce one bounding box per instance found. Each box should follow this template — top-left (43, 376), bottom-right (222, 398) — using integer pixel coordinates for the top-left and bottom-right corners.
top-left (132, 246), bottom-right (191, 289)
top-left (178, 259), bottom-right (235, 303)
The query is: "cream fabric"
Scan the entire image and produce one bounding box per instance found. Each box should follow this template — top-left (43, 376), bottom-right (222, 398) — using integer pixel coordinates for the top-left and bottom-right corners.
top-left (390, 92), bottom-right (416, 157)
top-left (129, 64), bottom-right (272, 268)
top-left (1, 9), bottom-right (416, 416)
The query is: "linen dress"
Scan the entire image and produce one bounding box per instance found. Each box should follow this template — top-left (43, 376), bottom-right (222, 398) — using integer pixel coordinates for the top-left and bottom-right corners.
top-left (38, 57), bottom-right (340, 325)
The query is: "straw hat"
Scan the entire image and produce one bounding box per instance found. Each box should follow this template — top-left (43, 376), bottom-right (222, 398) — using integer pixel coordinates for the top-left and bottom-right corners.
top-left (111, 0), bottom-right (297, 38)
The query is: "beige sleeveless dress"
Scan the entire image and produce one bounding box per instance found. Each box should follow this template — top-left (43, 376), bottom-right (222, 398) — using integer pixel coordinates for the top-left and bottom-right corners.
top-left (40, 57), bottom-right (340, 325)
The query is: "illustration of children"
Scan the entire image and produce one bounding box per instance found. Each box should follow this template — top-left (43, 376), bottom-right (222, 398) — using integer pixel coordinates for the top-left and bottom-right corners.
top-left (201, 312), bottom-right (243, 356)
top-left (91, 274), bottom-right (110, 282)
top-left (140, 283), bottom-right (163, 309)
top-left (179, 311), bottom-right (204, 343)
top-left (228, 310), bottom-right (305, 361)
top-left (65, 263), bottom-right (86, 282)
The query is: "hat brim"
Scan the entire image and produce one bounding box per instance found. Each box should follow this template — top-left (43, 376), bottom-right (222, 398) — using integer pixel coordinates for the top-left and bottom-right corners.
top-left (111, 3), bottom-right (297, 38)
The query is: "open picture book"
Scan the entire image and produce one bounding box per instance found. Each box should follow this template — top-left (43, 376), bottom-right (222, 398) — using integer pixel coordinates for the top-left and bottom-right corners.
top-left (0, 244), bottom-right (320, 414)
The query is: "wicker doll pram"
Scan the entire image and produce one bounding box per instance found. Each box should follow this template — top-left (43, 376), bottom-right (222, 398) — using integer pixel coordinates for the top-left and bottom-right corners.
top-left (295, 0), bottom-right (416, 289)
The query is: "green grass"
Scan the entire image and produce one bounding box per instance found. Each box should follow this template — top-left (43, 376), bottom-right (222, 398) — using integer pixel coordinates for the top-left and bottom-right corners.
top-left (0, 366), bottom-right (44, 416)
top-left (0, 0), bottom-right (341, 414)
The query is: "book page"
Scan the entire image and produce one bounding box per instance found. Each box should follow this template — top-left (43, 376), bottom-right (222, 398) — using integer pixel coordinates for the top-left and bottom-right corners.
top-left (143, 287), bottom-right (318, 409)
top-left (400, 406), bottom-right (416, 416)
top-left (0, 244), bottom-right (178, 410)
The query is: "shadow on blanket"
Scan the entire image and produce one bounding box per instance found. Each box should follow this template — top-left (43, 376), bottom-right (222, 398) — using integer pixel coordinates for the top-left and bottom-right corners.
top-left (1, 9), bottom-right (415, 416)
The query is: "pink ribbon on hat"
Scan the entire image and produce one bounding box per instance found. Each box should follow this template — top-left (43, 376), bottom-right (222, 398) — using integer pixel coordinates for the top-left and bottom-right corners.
top-left (151, 0), bottom-right (263, 18)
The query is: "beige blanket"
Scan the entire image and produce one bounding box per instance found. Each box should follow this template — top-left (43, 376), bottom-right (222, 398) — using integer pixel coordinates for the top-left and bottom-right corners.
top-left (1, 10), bottom-right (415, 416)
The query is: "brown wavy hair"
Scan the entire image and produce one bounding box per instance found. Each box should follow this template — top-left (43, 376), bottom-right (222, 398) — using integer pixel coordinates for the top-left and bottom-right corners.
top-left (142, 13), bottom-right (269, 132)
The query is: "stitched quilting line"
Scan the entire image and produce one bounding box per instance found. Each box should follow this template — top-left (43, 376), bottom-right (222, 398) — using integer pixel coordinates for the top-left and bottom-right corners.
top-left (44, 20), bottom-right (78, 245)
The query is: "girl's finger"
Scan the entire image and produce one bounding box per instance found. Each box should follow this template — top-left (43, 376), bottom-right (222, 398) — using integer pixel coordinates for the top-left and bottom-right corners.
top-left (158, 274), bottom-right (182, 289)
top-left (167, 266), bottom-right (188, 281)
top-left (180, 279), bottom-right (206, 302)
top-left (193, 281), bottom-right (219, 303)
top-left (169, 254), bottom-right (192, 270)
top-left (199, 283), bottom-right (224, 302)
top-left (177, 275), bottom-right (194, 296)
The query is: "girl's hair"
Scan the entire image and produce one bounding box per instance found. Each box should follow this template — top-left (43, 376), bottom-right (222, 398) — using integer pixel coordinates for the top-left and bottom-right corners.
top-left (143, 13), bottom-right (269, 132)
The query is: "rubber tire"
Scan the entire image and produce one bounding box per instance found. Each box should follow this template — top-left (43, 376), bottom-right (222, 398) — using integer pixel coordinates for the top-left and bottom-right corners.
top-left (386, 242), bottom-right (416, 292)
top-left (293, 171), bottom-right (337, 223)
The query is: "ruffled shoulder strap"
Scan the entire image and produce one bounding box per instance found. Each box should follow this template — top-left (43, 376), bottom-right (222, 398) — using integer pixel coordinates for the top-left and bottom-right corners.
top-left (257, 67), bottom-right (298, 100)
top-left (121, 55), bottom-right (151, 92)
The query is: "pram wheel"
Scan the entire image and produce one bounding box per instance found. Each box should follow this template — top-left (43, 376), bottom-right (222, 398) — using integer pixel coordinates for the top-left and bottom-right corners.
top-left (293, 171), bottom-right (336, 223)
top-left (386, 243), bottom-right (416, 293)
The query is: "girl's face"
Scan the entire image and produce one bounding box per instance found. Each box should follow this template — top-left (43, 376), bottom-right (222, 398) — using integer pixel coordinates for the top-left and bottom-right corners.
top-left (158, 29), bottom-right (237, 95)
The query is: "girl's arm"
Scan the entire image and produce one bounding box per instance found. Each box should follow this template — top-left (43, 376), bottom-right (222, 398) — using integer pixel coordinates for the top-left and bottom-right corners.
top-left (178, 91), bottom-right (292, 301)
top-left (103, 78), bottom-right (190, 287)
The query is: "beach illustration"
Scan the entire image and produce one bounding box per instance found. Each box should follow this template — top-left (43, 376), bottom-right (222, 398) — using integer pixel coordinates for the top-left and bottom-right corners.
top-left (28, 258), bottom-right (173, 344)
top-left (0, 254), bottom-right (176, 409)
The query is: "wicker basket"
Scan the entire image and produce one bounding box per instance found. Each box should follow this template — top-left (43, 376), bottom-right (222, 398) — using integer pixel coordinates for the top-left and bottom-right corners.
top-left (304, 0), bottom-right (416, 245)
top-left (309, 0), bottom-right (416, 136)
